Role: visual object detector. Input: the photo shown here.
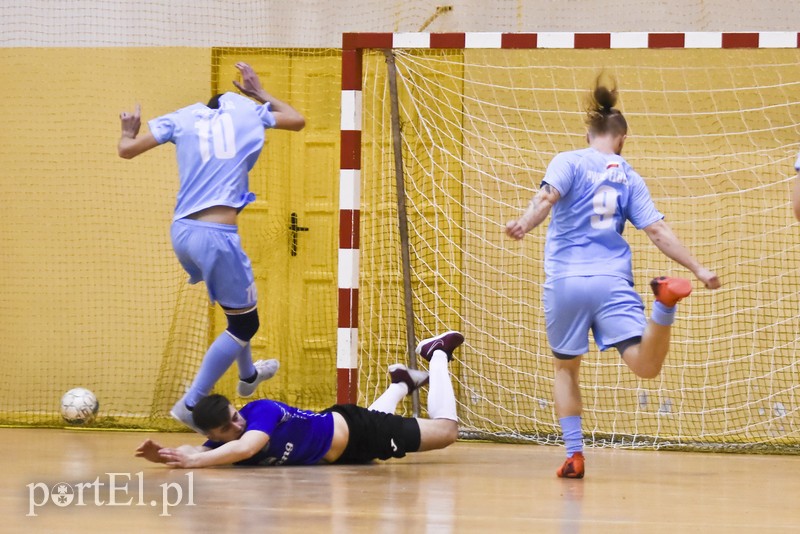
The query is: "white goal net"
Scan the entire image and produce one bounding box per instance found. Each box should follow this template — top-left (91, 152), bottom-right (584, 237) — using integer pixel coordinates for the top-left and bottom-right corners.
top-left (358, 46), bottom-right (800, 451)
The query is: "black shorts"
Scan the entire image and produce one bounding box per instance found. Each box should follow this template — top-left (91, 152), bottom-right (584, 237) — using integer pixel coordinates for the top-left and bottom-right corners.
top-left (322, 404), bottom-right (421, 464)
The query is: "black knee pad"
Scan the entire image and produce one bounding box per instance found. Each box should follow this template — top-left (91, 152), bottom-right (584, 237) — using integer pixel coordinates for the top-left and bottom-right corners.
top-left (226, 308), bottom-right (260, 342)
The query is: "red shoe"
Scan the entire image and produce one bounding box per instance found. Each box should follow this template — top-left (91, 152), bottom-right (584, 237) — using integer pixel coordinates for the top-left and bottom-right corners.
top-left (556, 452), bottom-right (585, 479)
top-left (650, 277), bottom-right (692, 307)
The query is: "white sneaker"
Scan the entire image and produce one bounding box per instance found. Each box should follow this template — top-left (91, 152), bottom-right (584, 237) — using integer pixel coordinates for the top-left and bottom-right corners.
top-left (388, 363), bottom-right (429, 394)
top-left (170, 400), bottom-right (206, 435)
top-left (237, 359), bottom-right (280, 397)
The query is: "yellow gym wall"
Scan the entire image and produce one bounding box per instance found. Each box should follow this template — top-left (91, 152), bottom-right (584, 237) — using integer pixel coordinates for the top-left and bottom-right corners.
top-left (0, 47), bottom-right (342, 427)
top-left (0, 48), bottom-right (212, 421)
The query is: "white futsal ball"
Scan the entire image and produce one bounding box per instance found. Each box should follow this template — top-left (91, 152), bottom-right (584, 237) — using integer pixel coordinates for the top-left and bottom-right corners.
top-left (60, 388), bottom-right (99, 425)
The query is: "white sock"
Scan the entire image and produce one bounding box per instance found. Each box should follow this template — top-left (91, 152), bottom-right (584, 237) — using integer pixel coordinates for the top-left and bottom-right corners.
top-left (368, 383), bottom-right (408, 413)
top-left (427, 350), bottom-right (457, 422)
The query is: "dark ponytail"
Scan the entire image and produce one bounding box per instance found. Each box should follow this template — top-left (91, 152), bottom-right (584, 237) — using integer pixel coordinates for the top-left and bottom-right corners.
top-left (585, 73), bottom-right (627, 136)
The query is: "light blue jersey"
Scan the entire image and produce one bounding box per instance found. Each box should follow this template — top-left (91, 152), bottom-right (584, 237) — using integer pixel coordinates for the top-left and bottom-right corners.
top-left (543, 148), bottom-right (663, 283)
top-left (795, 150), bottom-right (800, 171)
top-left (148, 92), bottom-right (277, 221)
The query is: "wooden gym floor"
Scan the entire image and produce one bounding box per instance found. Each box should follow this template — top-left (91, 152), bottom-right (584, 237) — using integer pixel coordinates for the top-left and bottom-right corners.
top-left (2, 428), bottom-right (798, 533)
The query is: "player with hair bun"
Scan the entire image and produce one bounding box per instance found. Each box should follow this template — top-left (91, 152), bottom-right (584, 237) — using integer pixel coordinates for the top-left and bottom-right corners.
top-left (505, 74), bottom-right (721, 478)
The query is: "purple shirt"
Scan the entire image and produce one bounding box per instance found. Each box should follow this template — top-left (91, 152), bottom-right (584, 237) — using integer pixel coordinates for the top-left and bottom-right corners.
top-left (204, 400), bottom-right (334, 466)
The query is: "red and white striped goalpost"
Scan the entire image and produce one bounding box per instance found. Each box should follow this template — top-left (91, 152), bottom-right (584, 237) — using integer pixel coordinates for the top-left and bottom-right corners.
top-left (336, 31), bottom-right (800, 404)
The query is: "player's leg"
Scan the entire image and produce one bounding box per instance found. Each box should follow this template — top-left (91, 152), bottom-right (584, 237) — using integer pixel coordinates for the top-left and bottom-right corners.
top-left (553, 355), bottom-right (585, 479)
top-left (183, 321), bottom-right (248, 409)
top-left (620, 322), bottom-right (669, 379)
top-left (415, 417), bottom-right (457, 451)
top-left (544, 277), bottom-right (593, 478)
top-left (172, 307), bottom-right (265, 432)
top-left (184, 306), bottom-right (268, 404)
top-left (618, 277), bottom-right (691, 379)
top-left (169, 222), bottom-right (273, 431)
top-left (168, 221), bottom-right (239, 431)
top-left (414, 332), bottom-right (465, 452)
top-left (198, 226), bottom-right (277, 397)
top-left (328, 330), bottom-right (459, 462)
top-left (226, 305), bottom-right (279, 397)
top-left (368, 365), bottom-right (429, 414)
top-left (233, 338), bottom-right (255, 387)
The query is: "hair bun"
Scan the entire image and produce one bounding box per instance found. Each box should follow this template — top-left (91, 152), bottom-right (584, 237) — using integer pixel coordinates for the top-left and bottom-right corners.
top-left (585, 73), bottom-right (627, 135)
top-left (593, 84), bottom-right (618, 111)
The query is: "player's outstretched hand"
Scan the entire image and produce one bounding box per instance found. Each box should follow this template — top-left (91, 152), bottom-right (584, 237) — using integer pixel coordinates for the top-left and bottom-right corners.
top-left (135, 439), bottom-right (168, 464)
top-left (158, 448), bottom-right (196, 469)
top-left (695, 267), bottom-right (721, 290)
top-left (233, 62), bottom-right (267, 101)
top-left (119, 104), bottom-right (141, 139)
top-left (505, 219), bottom-right (527, 240)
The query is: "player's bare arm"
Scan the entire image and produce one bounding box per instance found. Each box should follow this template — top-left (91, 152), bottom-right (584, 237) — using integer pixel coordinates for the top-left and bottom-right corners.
top-left (643, 220), bottom-right (721, 289)
top-left (158, 429), bottom-right (270, 469)
top-left (135, 439), bottom-right (210, 464)
top-left (792, 170), bottom-right (800, 221)
top-left (117, 104), bottom-right (160, 159)
top-left (505, 183), bottom-right (561, 240)
top-left (233, 62), bottom-right (305, 131)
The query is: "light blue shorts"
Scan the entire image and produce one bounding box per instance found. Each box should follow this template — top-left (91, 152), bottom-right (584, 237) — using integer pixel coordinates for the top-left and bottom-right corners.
top-left (170, 218), bottom-right (257, 309)
top-left (543, 275), bottom-right (646, 356)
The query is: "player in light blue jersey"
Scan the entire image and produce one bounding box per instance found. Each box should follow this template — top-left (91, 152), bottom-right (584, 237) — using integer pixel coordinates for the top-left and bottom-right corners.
top-left (791, 150), bottom-right (800, 220)
top-left (506, 76), bottom-right (721, 479)
top-left (135, 332), bottom-right (463, 468)
top-left (118, 63), bottom-right (305, 433)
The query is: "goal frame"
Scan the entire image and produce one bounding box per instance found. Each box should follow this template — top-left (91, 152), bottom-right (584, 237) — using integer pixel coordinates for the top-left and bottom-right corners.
top-left (336, 30), bottom-right (800, 405)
